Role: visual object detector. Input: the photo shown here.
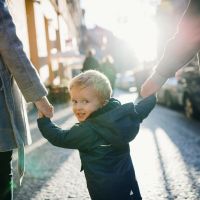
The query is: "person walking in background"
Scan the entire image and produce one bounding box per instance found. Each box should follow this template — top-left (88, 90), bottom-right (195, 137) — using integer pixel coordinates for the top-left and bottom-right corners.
top-left (141, 0), bottom-right (200, 98)
top-left (37, 70), bottom-right (156, 200)
top-left (0, 0), bottom-right (53, 199)
top-left (100, 55), bottom-right (117, 90)
top-left (82, 49), bottom-right (100, 72)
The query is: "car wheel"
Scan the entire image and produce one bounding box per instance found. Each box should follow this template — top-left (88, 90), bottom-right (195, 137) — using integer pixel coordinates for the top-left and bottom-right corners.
top-left (165, 92), bottom-right (173, 108)
top-left (184, 96), bottom-right (194, 119)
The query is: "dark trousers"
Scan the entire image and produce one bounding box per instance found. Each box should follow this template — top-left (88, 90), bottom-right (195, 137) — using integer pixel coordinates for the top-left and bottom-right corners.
top-left (0, 151), bottom-right (13, 200)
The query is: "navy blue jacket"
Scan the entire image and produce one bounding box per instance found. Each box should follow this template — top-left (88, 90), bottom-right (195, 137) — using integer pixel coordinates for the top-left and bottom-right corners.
top-left (37, 95), bottom-right (156, 200)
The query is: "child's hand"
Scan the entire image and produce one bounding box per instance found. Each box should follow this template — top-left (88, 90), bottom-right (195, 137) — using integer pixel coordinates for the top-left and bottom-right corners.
top-left (38, 111), bottom-right (45, 118)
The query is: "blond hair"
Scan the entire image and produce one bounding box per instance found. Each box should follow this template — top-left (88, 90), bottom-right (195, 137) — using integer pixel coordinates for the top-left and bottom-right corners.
top-left (69, 70), bottom-right (112, 101)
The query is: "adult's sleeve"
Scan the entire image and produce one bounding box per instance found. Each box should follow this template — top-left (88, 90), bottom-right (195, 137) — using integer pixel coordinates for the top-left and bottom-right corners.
top-left (0, 1), bottom-right (47, 102)
top-left (152, 0), bottom-right (200, 86)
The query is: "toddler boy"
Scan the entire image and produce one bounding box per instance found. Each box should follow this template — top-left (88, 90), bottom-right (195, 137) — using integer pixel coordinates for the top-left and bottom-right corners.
top-left (37, 70), bottom-right (156, 200)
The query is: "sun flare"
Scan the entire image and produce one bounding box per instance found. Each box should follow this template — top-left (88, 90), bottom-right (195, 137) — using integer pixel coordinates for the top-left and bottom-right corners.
top-left (82, 0), bottom-right (159, 62)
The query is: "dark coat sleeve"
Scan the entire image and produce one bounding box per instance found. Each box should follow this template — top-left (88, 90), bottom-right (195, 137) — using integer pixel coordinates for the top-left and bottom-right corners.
top-left (37, 118), bottom-right (98, 151)
top-left (135, 95), bottom-right (156, 121)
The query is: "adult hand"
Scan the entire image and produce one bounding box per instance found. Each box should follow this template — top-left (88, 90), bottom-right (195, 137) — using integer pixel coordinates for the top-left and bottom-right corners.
top-left (140, 78), bottom-right (161, 98)
top-left (34, 96), bottom-right (54, 118)
top-left (38, 111), bottom-right (45, 118)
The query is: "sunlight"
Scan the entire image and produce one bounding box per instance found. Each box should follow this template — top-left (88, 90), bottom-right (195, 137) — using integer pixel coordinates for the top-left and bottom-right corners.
top-left (116, 14), bottom-right (158, 62)
top-left (81, 0), bottom-right (159, 62)
top-left (130, 127), bottom-right (198, 198)
top-left (112, 0), bottom-right (158, 62)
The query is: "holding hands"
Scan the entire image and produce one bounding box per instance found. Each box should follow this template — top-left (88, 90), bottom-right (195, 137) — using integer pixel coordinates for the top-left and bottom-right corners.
top-left (140, 78), bottom-right (160, 98)
top-left (34, 96), bottom-right (54, 118)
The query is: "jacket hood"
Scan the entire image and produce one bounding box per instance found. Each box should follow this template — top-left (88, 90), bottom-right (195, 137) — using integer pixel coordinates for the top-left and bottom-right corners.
top-left (87, 95), bottom-right (156, 146)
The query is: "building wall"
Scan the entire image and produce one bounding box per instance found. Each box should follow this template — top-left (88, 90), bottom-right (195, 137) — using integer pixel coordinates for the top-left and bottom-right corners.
top-left (8, 0), bottom-right (82, 85)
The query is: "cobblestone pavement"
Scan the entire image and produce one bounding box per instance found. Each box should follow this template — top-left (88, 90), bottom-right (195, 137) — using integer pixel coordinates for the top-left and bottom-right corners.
top-left (13, 90), bottom-right (200, 200)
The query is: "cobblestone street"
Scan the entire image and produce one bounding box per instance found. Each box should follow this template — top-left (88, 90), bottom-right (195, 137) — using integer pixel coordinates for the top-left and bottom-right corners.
top-left (13, 90), bottom-right (200, 200)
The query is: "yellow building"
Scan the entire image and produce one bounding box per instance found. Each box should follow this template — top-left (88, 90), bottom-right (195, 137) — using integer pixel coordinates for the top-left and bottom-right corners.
top-left (8, 0), bottom-right (83, 86)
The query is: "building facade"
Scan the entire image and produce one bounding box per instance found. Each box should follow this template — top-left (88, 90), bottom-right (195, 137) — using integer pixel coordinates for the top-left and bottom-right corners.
top-left (8, 0), bottom-right (83, 86)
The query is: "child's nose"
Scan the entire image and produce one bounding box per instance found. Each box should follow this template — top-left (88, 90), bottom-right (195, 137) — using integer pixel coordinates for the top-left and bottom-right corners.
top-left (75, 102), bottom-right (83, 110)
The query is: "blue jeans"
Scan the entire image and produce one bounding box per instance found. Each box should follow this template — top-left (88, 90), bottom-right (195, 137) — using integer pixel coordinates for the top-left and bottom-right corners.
top-left (0, 151), bottom-right (13, 200)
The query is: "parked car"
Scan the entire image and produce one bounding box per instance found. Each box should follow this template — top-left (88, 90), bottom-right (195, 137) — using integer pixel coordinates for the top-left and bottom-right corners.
top-left (157, 77), bottom-right (181, 107)
top-left (115, 71), bottom-right (136, 91)
top-left (157, 68), bottom-right (200, 119)
top-left (180, 70), bottom-right (200, 118)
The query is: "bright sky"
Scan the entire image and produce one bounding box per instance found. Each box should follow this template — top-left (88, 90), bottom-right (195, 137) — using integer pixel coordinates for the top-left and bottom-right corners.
top-left (81, 0), bottom-right (160, 62)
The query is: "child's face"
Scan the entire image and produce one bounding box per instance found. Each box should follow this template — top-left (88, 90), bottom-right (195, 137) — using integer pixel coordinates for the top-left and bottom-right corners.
top-left (70, 86), bottom-right (104, 122)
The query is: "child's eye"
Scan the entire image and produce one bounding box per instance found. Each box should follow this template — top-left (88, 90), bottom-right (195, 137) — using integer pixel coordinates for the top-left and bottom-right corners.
top-left (82, 100), bottom-right (89, 104)
top-left (71, 100), bottom-right (77, 104)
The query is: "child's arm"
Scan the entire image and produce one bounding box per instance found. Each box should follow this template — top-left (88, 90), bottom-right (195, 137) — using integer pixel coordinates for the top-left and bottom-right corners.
top-left (37, 118), bottom-right (97, 151)
top-left (134, 95), bottom-right (157, 121)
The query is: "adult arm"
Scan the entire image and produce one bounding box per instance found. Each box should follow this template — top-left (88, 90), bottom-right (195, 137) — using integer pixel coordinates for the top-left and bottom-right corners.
top-left (0, 1), bottom-right (53, 117)
top-left (141, 0), bottom-right (200, 97)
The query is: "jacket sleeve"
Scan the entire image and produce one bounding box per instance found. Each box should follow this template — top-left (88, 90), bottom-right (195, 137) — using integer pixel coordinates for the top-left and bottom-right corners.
top-left (0, 1), bottom-right (47, 102)
top-left (135, 95), bottom-right (156, 121)
top-left (37, 117), bottom-right (98, 151)
top-left (151, 0), bottom-right (200, 86)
